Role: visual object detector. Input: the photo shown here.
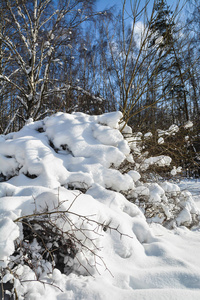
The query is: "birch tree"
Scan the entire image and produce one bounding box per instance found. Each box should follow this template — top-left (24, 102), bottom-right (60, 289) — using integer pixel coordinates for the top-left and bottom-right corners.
top-left (0, 0), bottom-right (102, 125)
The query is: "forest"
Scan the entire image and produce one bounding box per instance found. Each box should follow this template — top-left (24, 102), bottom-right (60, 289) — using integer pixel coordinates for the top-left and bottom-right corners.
top-left (0, 0), bottom-right (199, 176)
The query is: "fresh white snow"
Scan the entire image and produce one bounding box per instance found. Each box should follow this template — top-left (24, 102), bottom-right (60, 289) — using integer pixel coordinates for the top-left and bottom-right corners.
top-left (0, 111), bottom-right (200, 300)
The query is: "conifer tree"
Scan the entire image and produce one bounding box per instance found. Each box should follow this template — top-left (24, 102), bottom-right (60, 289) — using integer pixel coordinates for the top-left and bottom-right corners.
top-left (149, 0), bottom-right (189, 123)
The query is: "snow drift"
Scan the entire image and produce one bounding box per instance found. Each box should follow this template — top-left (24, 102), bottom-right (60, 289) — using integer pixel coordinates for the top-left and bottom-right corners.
top-left (0, 111), bottom-right (200, 299)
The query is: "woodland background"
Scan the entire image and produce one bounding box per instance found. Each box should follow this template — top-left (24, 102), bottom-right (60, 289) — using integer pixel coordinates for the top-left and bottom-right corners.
top-left (0, 0), bottom-right (199, 176)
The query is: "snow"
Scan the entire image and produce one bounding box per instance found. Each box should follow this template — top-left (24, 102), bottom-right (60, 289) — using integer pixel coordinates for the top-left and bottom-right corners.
top-left (144, 132), bottom-right (153, 139)
top-left (142, 155), bottom-right (172, 170)
top-left (0, 215), bottom-right (20, 268)
top-left (128, 170), bottom-right (141, 182)
top-left (0, 111), bottom-right (200, 299)
top-left (178, 179), bottom-right (200, 210)
top-left (160, 182), bottom-right (180, 194)
top-left (158, 124), bottom-right (179, 136)
top-left (171, 166), bottom-right (182, 176)
top-left (148, 183), bottom-right (165, 203)
top-left (158, 137), bottom-right (164, 144)
top-left (184, 121), bottom-right (193, 129)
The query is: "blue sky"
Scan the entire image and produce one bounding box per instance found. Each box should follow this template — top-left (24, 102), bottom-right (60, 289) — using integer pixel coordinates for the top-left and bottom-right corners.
top-left (96, 0), bottom-right (185, 12)
top-left (96, 0), bottom-right (122, 11)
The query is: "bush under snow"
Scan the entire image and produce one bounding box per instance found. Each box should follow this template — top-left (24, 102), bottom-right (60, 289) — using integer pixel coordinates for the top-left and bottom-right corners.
top-left (0, 111), bottom-right (200, 299)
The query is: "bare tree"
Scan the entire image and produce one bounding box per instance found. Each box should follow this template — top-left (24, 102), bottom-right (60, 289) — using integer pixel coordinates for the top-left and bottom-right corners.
top-left (0, 0), bottom-right (106, 128)
top-left (98, 0), bottom-right (193, 129)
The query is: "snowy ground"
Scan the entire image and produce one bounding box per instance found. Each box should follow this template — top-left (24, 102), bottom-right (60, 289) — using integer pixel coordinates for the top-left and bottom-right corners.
top-left (0, 112), bottom-right (200, 300)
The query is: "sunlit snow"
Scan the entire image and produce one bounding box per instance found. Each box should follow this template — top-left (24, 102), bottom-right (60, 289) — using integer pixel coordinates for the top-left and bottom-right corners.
top-left (0, 111), bottom-right (200, 300)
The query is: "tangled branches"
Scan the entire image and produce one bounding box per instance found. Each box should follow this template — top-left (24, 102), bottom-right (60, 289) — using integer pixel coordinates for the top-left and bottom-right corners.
top-left (0, 191), bottom-right (132, 299)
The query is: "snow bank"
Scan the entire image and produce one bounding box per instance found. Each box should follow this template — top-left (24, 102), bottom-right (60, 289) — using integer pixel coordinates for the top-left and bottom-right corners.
top-left (0, 111), bottom-right (200, 299)
top-left (0, 112), bottom-right (133, 192)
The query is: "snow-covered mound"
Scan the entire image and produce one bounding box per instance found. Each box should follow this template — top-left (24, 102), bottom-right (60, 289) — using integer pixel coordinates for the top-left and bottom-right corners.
top-left (0, 111), bottom-right (200, 299)
top-left (0, 111), bottom-right (133, 191)
top-left (0, 111), bottom-right (199, 227)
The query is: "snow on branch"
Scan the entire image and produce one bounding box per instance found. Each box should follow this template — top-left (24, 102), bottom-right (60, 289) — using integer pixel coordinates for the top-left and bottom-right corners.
top-left (16, 96), bottom-right (28, 110)
top-left (3, 108), bottom-right (19, 135)
top-left (0, 74), bottom-right (26, 98)
top-left (3, 37), bottom-right (27, 73)
top-left (6, 1), bottom-right (30, 54)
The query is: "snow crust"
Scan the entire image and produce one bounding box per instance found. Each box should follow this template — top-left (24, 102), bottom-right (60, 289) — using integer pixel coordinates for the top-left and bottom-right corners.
top-left (0, 111), bottom-right (200, 299)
